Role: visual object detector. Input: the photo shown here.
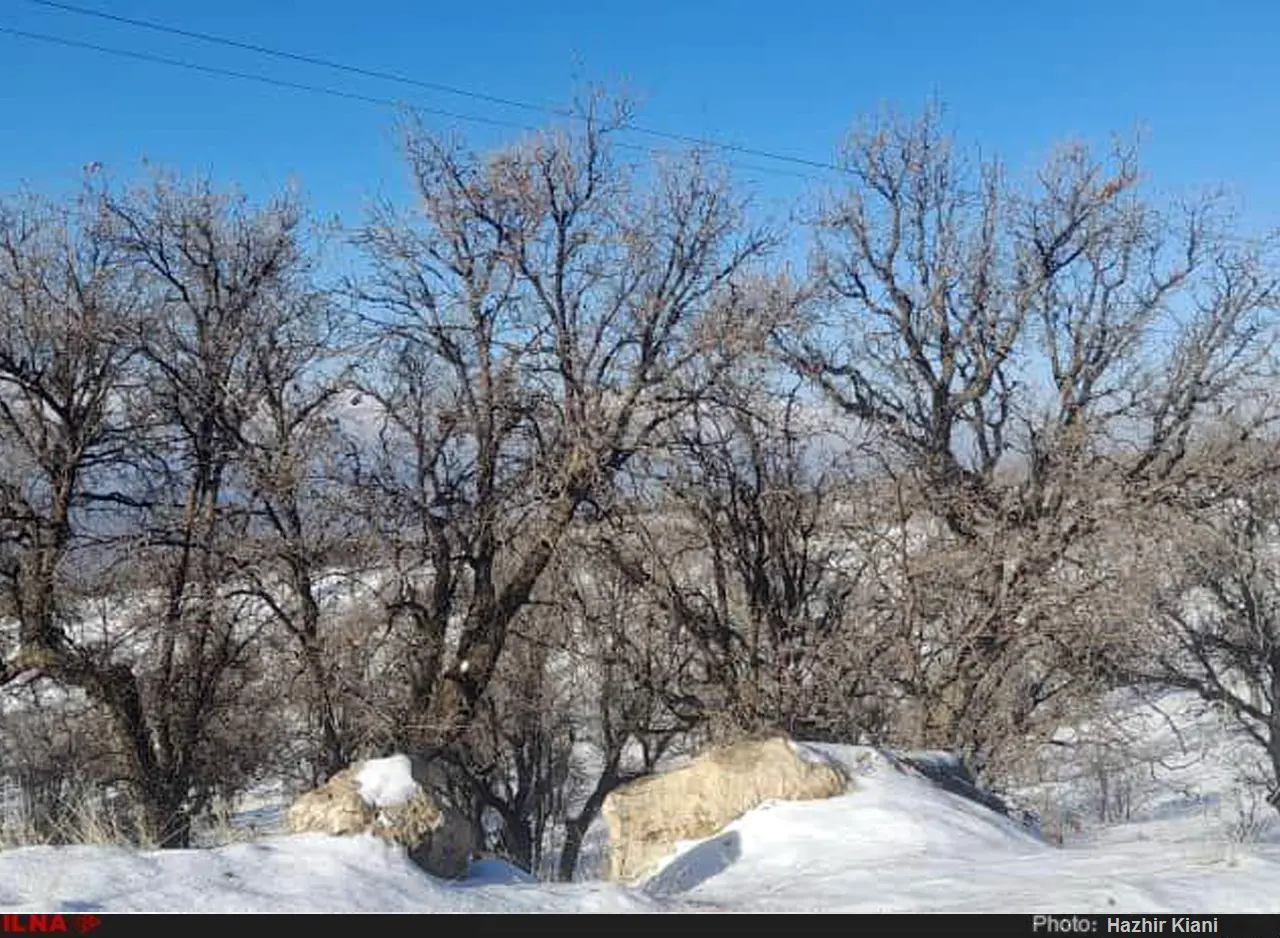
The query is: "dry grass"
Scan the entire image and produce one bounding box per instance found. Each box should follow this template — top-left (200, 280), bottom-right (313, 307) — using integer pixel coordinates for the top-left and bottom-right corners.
top-left (0, 785), bottom-right (157, 850)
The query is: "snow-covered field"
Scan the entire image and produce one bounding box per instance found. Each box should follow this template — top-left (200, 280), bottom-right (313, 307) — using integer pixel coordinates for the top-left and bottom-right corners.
top-left (1, 692), bottom-right (1277, 913)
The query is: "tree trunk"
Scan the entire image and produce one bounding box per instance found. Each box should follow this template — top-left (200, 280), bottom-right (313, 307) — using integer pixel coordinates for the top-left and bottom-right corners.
top-left (1269, 659), bottom-right (1280, 816)
top-left (83, 659), bottom-right (192, 848)
top-left (556, 771), bottom-right (623, 882)
top-left (500, 810), bottom-right (536, 874)
top-left (427, 498), bottom-right (581, 738)
top-left (139, 783), bottom-right (193, 849)
top-left (557, 816), bottom-right (592, 883)
top-left (301, 639), bottom-right (346, 782)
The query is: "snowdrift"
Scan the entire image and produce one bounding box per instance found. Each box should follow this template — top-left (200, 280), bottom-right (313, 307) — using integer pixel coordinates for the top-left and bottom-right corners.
top-left (639, 744), bottom-right (1280, 912)
top-left (1, 736), bottom-right (1277, 913)
top-left (0, 836), bottom-right (657, 914)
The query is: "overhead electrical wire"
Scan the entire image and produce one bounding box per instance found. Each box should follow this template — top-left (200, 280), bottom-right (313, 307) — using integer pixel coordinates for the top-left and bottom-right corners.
top-left (0, 24), bottom-right (827, 182)
top-left (0, 24), bottom-right (535, 132)
top-left (18, 0), bottom-right (848, 176)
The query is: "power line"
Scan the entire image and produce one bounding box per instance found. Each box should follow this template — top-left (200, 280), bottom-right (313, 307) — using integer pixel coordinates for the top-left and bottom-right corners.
top-left (0, 25), bottom-right (823, 181)
top-left (21, 0), bottom-right (847, 175)
top-left (0, 25), bottom-right (533, 129)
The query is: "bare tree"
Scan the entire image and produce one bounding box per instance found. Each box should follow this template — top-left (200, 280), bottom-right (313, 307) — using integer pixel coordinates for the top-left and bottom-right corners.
top-left (783, 105), bottom-right (1280, 776)
top-left (0, 187), bottom-right (142, 675)
top-left (464, 611), bottom-right (576, 874)
top-left (65, 174), bottom-right (313, 845)
top-left (0, 186), bottom-right (168, 838)
top-left (597, 376), bottom-right (872, 742)
top-left (222, 260), bottom-right (361, 784)
top-left (350, 103), bottom-right (773, 749)
top-left (553, 538), bottom-right (692, 880)
top-left (1123, 456), bottom-right (1280, 812)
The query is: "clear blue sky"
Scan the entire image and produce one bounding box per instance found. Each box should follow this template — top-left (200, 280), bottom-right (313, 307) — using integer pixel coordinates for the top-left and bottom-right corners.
top-left (2, 0), bottom-right (1278, 234)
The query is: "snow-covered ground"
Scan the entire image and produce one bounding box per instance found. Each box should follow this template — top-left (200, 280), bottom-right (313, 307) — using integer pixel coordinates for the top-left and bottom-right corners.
top-left (0, 837), bottom-right (661, 914)
top-left (1, 692), bottom-right (1277, 913)
top-left (1014, 688), bottom-right (1277, 844)
top-left (640, 745), bottom-right (1280, 913)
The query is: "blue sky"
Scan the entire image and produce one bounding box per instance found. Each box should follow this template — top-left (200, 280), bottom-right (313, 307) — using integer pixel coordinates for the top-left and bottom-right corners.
top-left (2, 0), bottom-right (1278, 235)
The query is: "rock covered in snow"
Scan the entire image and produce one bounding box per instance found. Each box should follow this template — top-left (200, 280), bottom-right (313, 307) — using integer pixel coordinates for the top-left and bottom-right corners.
top-left (286, 754), bottom-right (475, 879)
top-left (357, 754), bottom-right (422, 808)
top-left (601, 736), bottom-right (849, 883)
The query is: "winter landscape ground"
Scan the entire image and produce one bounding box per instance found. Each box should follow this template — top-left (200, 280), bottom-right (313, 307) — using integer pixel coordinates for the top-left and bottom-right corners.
top-left (1, 691), bottom-right (1276, 914)
top-left (2, 5), bottom-right (1280, 920)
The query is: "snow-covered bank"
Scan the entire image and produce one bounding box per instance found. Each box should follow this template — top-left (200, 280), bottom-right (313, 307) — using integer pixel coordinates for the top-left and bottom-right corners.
top-left (0, 835), bottom-right (658, 914)
top-left (2, 738), bottom-right (1277, 913)
top-left (644, 746), bottom-right (1280, 913)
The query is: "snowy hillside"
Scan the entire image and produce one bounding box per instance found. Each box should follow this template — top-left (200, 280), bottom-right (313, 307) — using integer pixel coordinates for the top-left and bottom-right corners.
top-left (2, 719), bottom-right (1278, 913)
top-left (1013, 689), bottom-right (1278, 845)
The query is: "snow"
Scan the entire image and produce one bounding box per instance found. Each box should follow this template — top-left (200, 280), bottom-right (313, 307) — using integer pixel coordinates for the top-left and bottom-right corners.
top-left (356, 755), bottom-right (420, 809)
top-left (0, 836), bottom-right (657, 914)
top-left (640, 744), bottom-right (1280, 913)
top-left (1015, 688), bottom-right (1274, 841)
top-left (463, 858), bottom-right (539, 886)
top-left (1, 702), bottom-right (1278, 913)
